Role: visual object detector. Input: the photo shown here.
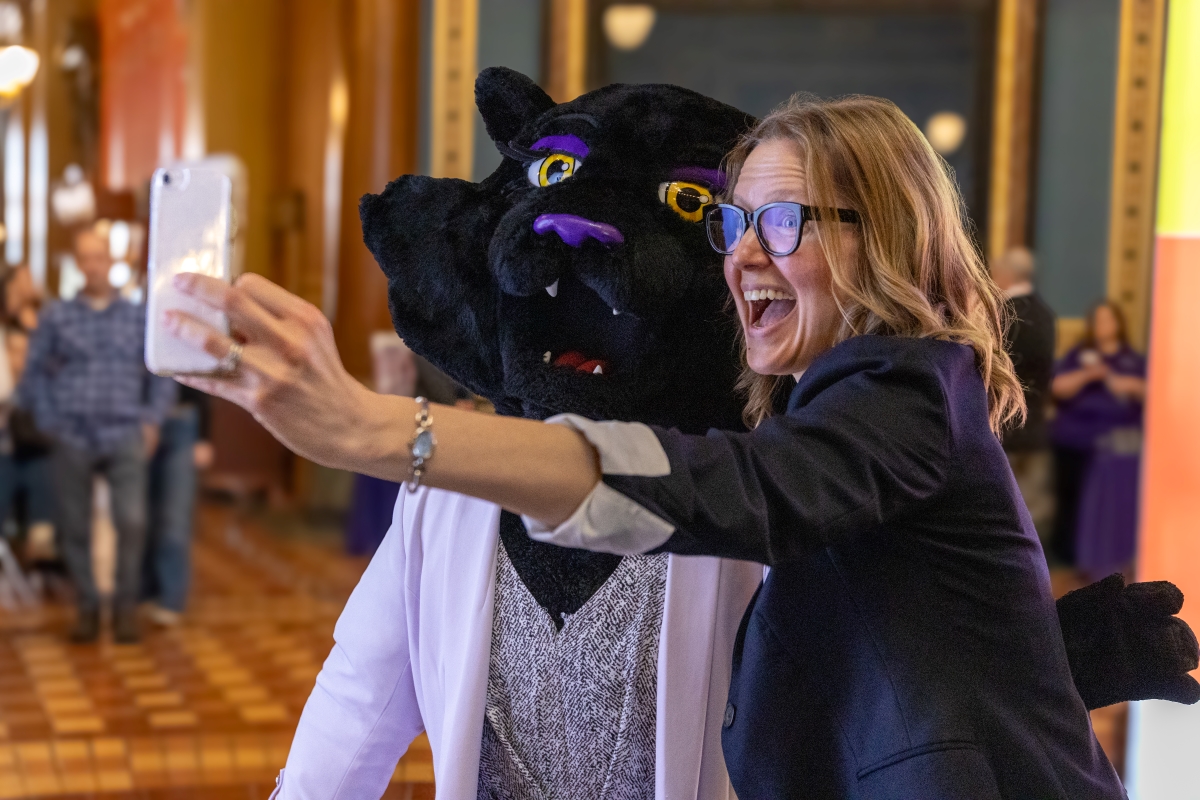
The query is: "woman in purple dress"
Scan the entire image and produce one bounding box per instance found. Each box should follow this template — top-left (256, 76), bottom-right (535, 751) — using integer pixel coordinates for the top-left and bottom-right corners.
top-left (1051, 301), bottom-right (1147, 574)
top-left (345, 334), bottom-right (416, 556)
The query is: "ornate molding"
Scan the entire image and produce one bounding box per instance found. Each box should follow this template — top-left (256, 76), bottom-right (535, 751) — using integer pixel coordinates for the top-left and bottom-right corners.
top-left (987, 0), bottom-right (1040, 261)
top-left (1106, 0), bottom-right (1166, 350)
top-left (545, 0), bottom-right (588, 103)
top-left (429, 0), bottom-right (478, 179)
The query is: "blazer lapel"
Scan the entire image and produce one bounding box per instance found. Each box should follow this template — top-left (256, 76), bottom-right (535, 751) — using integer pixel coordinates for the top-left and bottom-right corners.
top-left (656, 555), bottom-right (763, 800)
top-left (407, 489), bottom-right (501, 800)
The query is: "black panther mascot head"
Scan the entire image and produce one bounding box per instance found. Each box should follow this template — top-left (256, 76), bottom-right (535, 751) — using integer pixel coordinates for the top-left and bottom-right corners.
top-left (361, 67), bottom-right (752, 433)
top-left (360, 67), bottom-right (1199, 711)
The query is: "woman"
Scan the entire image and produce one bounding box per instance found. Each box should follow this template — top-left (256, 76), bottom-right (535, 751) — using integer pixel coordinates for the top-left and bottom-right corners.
top-left (0, 264), bottom-right (55, 562)
top-left (167, 95), bottom-right (1123, 798)
top-left (1051, 301), bottom-right (1146, 575)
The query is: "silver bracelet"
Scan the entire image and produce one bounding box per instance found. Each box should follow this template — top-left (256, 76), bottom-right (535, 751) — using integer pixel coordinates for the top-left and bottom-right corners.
top-left (406, 397), bottom-right (436, 493)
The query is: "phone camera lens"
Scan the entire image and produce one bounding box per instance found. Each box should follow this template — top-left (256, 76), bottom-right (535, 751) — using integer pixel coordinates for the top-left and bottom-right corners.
top-left (162, 173), bottom-right (171, 185)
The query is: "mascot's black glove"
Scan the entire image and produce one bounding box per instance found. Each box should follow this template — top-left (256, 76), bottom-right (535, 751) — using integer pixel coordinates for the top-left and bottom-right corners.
top-left (1057, 573), bottom-right (1200, 710)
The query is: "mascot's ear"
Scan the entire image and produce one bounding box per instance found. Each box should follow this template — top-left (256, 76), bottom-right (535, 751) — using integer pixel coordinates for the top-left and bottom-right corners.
top-left (476, 67), bottom-right (556, 147)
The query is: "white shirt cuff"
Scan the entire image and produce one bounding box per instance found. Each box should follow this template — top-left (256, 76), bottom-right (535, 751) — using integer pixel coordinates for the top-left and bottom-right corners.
top-left (520, 414), bottom-right (675, 555)
top-left (543, 413), bottom-right (670, 476)
top-left (523, 481), bottom-right (675, 555)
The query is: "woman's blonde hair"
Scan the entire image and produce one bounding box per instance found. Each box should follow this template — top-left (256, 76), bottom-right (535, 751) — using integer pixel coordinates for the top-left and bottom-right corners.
top-left (725, 93), bottom-right (1025, 435)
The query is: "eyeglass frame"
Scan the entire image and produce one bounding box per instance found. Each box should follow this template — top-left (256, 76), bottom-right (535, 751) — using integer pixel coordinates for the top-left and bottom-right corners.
top-left (705, 201), bottom-right (861, 257)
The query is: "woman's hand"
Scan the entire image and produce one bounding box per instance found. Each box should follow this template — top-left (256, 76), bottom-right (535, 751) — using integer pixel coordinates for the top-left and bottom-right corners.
top-left (193, 440), bottom-right (216, 470)
top-left (164, 272), bottom-right (394, 474)
top-left (163, 272), bottom-right (600, 523)
top-left (141, 423), bottom-right (161, 459)
top-left (1105, 373), bottom-right (1146, 402)
top-left (1051, 364), bottom-right (1108, 401)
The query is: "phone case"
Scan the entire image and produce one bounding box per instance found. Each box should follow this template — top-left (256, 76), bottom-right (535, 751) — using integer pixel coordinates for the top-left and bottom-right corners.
top-left (145, 165), bottom-right (234, 376)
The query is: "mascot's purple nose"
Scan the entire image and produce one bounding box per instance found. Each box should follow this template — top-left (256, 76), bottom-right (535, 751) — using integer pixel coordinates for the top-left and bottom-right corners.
top-left (533, 214), bottom-right (624, 248)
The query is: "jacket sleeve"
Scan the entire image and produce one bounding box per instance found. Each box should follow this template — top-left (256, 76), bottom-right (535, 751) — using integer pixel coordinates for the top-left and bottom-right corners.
top-left (274, 496), bottom-right (424, 799)
top-left (525, 348), bottom-right (953, 566)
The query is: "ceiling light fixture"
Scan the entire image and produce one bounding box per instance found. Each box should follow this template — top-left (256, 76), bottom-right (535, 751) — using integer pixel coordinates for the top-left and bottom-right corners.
top-left (0, 45), bottom-right (38, 99)
top-left (604, 4), bottom-right (657, 51)
top-left (924, 111), bottom-right (967, 156)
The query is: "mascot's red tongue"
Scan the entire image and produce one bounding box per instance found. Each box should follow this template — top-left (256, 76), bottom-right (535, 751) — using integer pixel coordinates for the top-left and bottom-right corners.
top-left (553, 351), bottom-right (609, 375)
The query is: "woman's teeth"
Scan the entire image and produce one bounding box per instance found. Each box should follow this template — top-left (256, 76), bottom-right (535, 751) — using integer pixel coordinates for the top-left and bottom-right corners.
top-left (743, 289), bottom-right (795, 302)
top-left (745, 288), bottom-right (798, 328)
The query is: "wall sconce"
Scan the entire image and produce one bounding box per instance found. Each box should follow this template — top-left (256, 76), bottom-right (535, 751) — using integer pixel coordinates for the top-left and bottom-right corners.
top-left (107, 260), bottom-right (132, 289)
top-left (0, 2), bottom-right (22, 44)
top-left (57, 253), bottom-right (83, 300)
top-left (924, 111), bottom-right (967, 156)
top-left (50, 163), bottom-right (96, 226)
top-left (109, 219), bottom-right (131, 261)
top-left (604, 4), bottom-right (657, 51)
top-left (0, 45), bottom-right (38, 100)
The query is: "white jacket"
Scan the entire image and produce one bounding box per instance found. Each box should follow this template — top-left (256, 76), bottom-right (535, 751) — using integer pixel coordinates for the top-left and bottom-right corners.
top-left (272, 485), bottom-right (763, 800)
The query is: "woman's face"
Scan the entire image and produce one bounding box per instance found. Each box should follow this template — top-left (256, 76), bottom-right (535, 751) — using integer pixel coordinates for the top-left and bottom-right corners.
top-left (723, 138), bottom-right (851, 379)
top-left (1092, 305), bottom-right (1121, 345)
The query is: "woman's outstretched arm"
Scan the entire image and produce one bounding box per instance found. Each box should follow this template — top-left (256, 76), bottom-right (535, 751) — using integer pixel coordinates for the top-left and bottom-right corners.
top-left (165, 272), bottom-right (599, 526)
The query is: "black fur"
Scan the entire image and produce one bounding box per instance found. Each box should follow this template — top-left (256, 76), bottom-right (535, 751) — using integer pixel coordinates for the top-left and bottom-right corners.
top-left (361, 67), bottom-right (750, 432)
top-left (498, 510), bottom-right (621, 630)
top-left (475, 68), bottom-right (555, 148)
top-left (1058, 574), bottom-right (1200, 709)
top-left (360, 67), bottom-right (1197, 708)
top-left (361, 69), bottom-right (752, 623)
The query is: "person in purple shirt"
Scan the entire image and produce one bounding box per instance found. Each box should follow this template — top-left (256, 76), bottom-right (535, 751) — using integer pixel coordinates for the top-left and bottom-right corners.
top-left (1051, 300), bottom-right (1147, 574)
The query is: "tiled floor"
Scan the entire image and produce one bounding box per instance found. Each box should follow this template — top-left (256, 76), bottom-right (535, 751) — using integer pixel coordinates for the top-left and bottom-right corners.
top-left (0, 503), bottom-right (433, 799)
top-left (0, 502), bottom-right (1130, 798)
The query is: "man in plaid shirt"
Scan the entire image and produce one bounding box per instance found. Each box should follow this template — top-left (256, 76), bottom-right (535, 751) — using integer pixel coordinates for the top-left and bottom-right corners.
top-left (19, 227), bottom-right (176, 643)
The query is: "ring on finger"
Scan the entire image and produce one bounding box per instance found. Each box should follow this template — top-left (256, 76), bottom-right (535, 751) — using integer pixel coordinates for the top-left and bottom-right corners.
top-left (217, 341), bottom-right (244, 373)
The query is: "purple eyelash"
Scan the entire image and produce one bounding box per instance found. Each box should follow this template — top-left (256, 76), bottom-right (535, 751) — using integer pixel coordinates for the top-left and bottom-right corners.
top-left (531, 135), bottom-right (590, 159)
top-left (670, 166), bottom-right (726, 191)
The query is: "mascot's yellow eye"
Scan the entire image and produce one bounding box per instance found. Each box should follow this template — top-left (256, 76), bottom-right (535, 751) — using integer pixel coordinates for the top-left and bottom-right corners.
top-left (527, 153), bottom-right (580, 187)
top-left (657, 181), bottom-right (714, 223)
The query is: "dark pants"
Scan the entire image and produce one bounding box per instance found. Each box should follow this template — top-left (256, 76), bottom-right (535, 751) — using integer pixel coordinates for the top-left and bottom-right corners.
top-left (0, 452), bottom-right (54, 528)
top-left (1052, 446), bottom-right (1092, 566)
top-left (144, 407), bottom-right (199, 612)
top-left (53, 435), bottom-right (148, 612)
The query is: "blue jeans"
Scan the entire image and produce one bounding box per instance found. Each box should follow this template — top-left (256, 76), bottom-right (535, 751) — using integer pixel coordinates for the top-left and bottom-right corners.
top-left (144, 406), bottom-right (199, 612)
top-left (0, 452), bottom-right (54, 530)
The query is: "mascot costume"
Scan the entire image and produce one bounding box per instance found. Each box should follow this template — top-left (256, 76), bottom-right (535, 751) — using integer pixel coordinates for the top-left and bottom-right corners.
top-left (272, 68), bottom-right (1199, 799)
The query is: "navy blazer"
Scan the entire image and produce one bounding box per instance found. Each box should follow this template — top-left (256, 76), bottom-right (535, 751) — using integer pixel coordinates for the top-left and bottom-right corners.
top-left (604, 335), bottom-right (1125, 799)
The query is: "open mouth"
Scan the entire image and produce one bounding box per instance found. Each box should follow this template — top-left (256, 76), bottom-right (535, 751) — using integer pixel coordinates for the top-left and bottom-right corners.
top-left (544, 350), bottom-right (610, 376)
top-left (745, 288), bottom-right (796, 329)
top-left (519, 275), bottom-right (644, 380)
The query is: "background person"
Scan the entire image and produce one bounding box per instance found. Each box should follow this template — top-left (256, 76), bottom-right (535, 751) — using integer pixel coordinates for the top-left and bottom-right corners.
top-left (0, 264), bottom-right (55, 561)
top-left (167, 94), bottom-right (1123, 798)
top-left (18, 226), bottom-right (176, 643)
top-left (142, 384), bottom-right (213, 626)
top-left (343, 332), bottom-right (417, 556)
top-left (342, 333), bottom-right (469, 556)
top-left (1051, 300), bottom-right (1146, 574)
top-left (991, 246), bottom-right (1056, 545)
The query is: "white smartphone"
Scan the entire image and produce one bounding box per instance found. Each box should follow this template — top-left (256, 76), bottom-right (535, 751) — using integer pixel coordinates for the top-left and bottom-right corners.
top-left (145, 164), bottom-right (235, 376)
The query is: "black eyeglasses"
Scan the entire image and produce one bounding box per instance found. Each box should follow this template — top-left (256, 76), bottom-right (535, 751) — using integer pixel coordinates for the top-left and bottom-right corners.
top-left (705, 202), bottom-right (861, 257)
